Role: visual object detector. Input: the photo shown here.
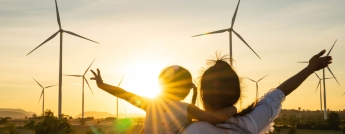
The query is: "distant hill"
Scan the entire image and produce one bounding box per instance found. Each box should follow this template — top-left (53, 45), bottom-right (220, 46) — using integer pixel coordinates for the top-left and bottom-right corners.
top-left (74, 111), bottom-right (145, 119)
top-left (0, 108), bottom-right (37, 118)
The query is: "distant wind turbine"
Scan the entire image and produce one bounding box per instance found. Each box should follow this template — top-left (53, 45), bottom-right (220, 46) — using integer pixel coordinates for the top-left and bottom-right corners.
top-left (116, 76), bottom-right (124, 119)
top-left (297, 39), bottom-right (340, 119)
top-left (26, 0), bottom-right (99, 119)
top-left (192, 0), bottom-right (261, 66)
top-left (314, 73), bottom-right (333, 113)
top-left (32, 77), bottom-right (57, 115)
top-left (64, 59), bottom-right (95, 120)
top-left (244, 75), bottom-right (268, 105)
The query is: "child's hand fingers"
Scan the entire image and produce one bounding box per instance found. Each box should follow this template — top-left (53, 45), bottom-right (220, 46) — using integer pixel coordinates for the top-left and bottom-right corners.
top-left (91, 70), bottom-right (97, 77)
top-left (90, 77), bottom-right (96, 80)
top-left (97, 68), bottom-right (102, 79)
top-left (316, 50), bottom-right (326, 57)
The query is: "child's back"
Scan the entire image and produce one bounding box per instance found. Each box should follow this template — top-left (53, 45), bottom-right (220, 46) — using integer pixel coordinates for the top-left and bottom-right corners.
top-left (145, 98), bottom-right (189, 133)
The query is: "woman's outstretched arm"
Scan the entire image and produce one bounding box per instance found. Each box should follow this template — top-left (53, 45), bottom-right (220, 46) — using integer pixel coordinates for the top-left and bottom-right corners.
top-left (277, 50), bottom-right (332, 96)
top-left (90, 69), bottom-right (149, 110)
top-left (187, 105), bottom-right (237, 124)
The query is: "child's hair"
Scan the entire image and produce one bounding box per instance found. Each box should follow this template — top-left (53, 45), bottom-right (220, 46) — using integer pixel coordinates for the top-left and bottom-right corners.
top-left (158, 65), bottom-right (197, 105)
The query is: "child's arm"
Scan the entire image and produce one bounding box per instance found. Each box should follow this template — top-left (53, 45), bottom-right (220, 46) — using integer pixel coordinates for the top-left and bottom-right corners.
top-left (277, 50), bottom-right (332, 96)
top-left (187, 104), bottom-right (237, 124)
top-left (90, 69), bottom-right (149, 110)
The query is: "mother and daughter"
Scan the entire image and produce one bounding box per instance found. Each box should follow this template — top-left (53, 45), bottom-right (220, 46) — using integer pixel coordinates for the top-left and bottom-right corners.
top-left (90, 50), bottom-right (332, 134)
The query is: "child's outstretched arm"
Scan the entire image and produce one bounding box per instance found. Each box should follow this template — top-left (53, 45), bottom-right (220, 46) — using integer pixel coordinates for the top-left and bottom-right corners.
top-left (277, 50), bottom-right (332, 96)
top-left (187, 105), bottom-right (237, 124)
top-left (90, 69), bottom-right (149, 110)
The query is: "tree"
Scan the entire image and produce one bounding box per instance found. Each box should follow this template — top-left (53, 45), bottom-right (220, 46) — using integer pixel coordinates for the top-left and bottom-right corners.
top-left (327, 112), bottom-right (340, 130)
top-left (26, 110), bottom-right (75, 134)
top-left (24, 120), bottom-right (36, 134)
top-left (0, 118), bottom-right (8, 125)
top-left (32, 114), bottom-right (37, 118)
top-left (0, 123), bottom-right (20, 134)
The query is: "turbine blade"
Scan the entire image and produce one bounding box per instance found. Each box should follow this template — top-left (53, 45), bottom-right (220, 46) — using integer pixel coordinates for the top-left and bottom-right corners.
top-left (326, 67), bottom-right (340, 85)
top-left (342, 93), bottom-right (345, 96)
top-left (38, 89), bottom-right (44, 103)
top-left (324, 77), bottom-right (333, 79)
top-left (118, 76), bottom-right (125, 87)
top-left (84, 59), bottom-right (96, 75)
top-left (315, 81), bottom-right (321, 93)
top-left (232, 30), bottom-right (261, 59)
top-left (32, 77), bottom-right (44, 88)
top-left (84, 77), bottom-right (94, 95)
top-left (297, 61), bottom-right (308, 63)
top-left (27, 31), bottom-right (59, 56)
top-left (315, 73), bottom-right (321, 79)
top-left (63, 30), bottom-right (99, 44)
top-left (231, 0), bottom-right (241, 28)
top-left (257, 74), bottom-right (268, 82)
top-left (244, 76), bottom-right (256, 82)
top-left (191, 29), bottom-right (229, 37)
top-left (63, 74), bottom-right (83, 77)
top-left (326, 39), bottom-right (337, 56)
top-left (55, 0), bottom-right (61, 29)
top-left (45, 84), bottom-right (58, 88)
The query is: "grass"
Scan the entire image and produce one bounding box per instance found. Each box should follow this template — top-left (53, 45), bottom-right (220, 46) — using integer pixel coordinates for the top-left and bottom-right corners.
top-left (269, 129), bottom-right (343, 134)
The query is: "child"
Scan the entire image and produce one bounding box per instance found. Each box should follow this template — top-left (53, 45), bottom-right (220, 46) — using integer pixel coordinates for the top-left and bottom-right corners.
top-left (90, 65), bottom-right (237, 134)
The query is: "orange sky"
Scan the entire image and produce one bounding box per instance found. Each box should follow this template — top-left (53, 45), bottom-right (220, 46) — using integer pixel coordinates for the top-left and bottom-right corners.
top-left (0, 0), bottom-right (344, 116)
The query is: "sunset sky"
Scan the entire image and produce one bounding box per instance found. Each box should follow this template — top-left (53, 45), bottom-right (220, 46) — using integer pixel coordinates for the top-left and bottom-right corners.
top-left (1, 0), bottom-right (344, 117)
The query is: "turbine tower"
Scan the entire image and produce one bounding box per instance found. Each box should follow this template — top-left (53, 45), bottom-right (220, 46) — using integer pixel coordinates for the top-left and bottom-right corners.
top-left (314, 73), bottom-right (333, 113)
top-left (32, 77), bottom-right (57, 115)
top-left (116, 76), bottom-right (124, 119)
top-left (244, 75), bottom-right (268, 105)
top-left (192, 0), bottom-right (261, 66)
top-left (26, 0), bottom-right (99, 119)
top-left (297, 39), bottom-right (340, 119)
top-left (64, 59), bottom-right (95, 120)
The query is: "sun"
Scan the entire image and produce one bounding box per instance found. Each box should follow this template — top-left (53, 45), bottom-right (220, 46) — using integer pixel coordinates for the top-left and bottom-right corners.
top-left (120, 60), bottom-right (166, 98)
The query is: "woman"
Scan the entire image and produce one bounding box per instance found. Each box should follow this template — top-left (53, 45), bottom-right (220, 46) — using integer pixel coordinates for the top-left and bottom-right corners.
top-left (179, 50), bottom-right (332, 134)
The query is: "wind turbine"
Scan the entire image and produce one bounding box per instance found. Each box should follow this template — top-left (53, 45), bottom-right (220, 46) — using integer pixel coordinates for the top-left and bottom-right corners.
top-left (32, 77), bottom-right (58, 115)
top-left (297, 39), bottom-right (340, 119)
top-left (116, 76), bottom-right (124, 119)
top-left (26, 0), bottom-right (99, 119)
top-left (192, 0), bottom-right (261, 66)
top-left (244, 75), bottom-right (268, 105)
top-left (314, 73), bottom-right (333, 113)
top-left (64, 59), bottom-right (95, 120)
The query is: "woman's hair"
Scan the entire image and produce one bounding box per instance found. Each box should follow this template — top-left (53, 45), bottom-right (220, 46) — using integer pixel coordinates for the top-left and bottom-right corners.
top-left (199, 54), bottom-right (255, 116)
top-left (158, 65), bottom-right (197, 104)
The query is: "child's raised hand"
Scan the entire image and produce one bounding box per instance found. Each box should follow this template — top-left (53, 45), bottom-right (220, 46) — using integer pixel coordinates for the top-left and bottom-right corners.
top-left (90, 68), bottom-right (104, 86)
top-left (307, 50), bottom-right (332, 71)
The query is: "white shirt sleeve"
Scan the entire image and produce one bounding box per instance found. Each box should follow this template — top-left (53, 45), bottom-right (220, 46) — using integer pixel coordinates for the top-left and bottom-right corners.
top-left (247, 88), bottom-right (286, 134)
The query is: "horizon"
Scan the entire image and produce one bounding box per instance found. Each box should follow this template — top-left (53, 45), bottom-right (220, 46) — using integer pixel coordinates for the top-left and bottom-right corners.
top-left (1, 0), bottom-right (345, 117)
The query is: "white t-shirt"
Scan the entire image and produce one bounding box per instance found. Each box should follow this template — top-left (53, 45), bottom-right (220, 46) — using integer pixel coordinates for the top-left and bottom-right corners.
top-left (144, 98), bottom-right (190, 134)
top-left (179, 88), bottom-right (286, 134)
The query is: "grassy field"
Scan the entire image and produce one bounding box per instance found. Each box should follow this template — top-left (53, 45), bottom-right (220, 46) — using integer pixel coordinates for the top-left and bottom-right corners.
top-left (269, 129), bottom-right (343, 134)
top-left (15, 125), bottom-right (144, 134)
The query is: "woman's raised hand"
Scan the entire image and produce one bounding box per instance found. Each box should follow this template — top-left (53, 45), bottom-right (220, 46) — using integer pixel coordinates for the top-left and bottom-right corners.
top-left (307, 50), bottom-right (332, 71)
top-left (90, 68), bottom-right (104, 86)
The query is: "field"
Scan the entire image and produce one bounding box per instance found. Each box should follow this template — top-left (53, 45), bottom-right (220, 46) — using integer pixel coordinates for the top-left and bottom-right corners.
top-left (269, 129), bottom-right (343, 134)
top-left (14, 125), bottom-right (144, 134)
